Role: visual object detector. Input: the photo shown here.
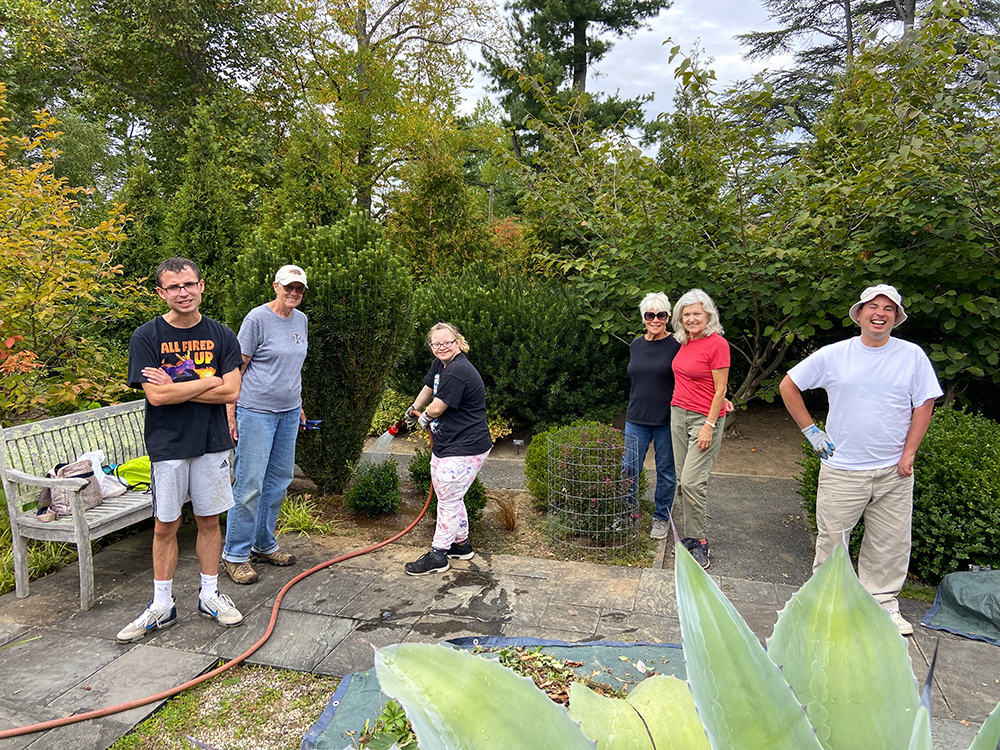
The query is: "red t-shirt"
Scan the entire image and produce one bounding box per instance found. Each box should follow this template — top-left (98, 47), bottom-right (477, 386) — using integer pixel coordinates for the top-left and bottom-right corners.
top-left (671, 333), bottom-right (730, 416)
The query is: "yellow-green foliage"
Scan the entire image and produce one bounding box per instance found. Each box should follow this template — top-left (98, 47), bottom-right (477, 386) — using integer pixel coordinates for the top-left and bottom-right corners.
top-left (0, 84), bottom-right (155, 425)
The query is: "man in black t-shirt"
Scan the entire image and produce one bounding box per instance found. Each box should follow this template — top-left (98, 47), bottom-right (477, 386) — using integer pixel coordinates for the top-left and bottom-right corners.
top-left (117, 257), bottom-right (246, 643)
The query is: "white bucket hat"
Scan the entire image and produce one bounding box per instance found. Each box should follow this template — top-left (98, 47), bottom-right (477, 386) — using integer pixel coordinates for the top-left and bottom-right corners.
top-left (274, 264), bottom-right (308, 288)
top-left (849, 284), bottom-right (907, 325)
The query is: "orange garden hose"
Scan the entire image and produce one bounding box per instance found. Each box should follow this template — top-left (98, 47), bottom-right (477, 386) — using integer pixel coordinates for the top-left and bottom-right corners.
top-left (0, 437), bottom-right (434, 740)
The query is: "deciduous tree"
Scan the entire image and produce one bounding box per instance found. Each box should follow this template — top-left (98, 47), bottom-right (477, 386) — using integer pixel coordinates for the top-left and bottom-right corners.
top-left (284, 0), bottom-right (496, 212)
top-left (0, 88), bottom-right (154, 423)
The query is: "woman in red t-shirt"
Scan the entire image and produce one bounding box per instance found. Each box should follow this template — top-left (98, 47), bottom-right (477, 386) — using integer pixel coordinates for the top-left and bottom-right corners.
top-left (670, 289), bottom-right (729, 569)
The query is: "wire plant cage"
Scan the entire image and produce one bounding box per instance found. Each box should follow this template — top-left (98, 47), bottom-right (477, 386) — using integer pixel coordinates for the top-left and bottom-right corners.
top-left (546, 424), bottom-right (641, 554)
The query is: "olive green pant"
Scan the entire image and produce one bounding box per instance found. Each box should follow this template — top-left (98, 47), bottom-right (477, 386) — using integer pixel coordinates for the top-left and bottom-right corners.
top-left (670, 406), bottom-right (725, 541)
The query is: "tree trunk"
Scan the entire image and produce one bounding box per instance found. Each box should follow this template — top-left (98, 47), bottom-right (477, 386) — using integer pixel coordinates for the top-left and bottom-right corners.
top-left (354, 5), bottom-right (373, 212)
top-left (572, 17), bottom-right (588, 92)
top-left (892, 0), bottom-right (917, 34)
top-left (844, 0), bottom-right (854, 60)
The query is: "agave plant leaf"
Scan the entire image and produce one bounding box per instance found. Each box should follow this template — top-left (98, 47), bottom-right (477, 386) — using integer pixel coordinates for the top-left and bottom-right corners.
top-left (906, 706), bottom-right (932, 750)
top-left (569, 674), bottom-right (711, 750)
top-left (967, 701), bottom-right (1000, 750)
top-left (374, 643), bottom-right (596, 750)
top-left (766, 543), bottom-right (919, 750)
top-left (674, 541), bottom-right (824, 750)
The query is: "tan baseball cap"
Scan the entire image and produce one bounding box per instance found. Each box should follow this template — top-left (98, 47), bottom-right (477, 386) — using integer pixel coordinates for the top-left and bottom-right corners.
top-left (849, 284), bottom-right (907, 325)
top-left (274, 265), bottom-right (308, 288)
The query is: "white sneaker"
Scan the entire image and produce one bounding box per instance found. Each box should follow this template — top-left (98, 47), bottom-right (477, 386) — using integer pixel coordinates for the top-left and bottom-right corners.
top-left (117, 599), bottom-right (177, 643)
top-left (889, 609), bottom-right (914, 636)
top-left (198, 591), bottom-right (244, 627)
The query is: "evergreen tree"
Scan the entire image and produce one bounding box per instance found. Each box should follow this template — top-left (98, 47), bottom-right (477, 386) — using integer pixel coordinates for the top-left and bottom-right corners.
top-left (736, 0), bottom-right (1000, 131)
top-left (512, 0), bottom-right (673, 94)
top-left (385, 140), bottom-right (499, 280)
top-left (480, 0), bottom-right (663, 154)
top-left (163, 105), bottom-right (246, 318)
top-left (115, 158), bottom-right (167, 281)
top-left (259, 109), bottom-right (352, 233)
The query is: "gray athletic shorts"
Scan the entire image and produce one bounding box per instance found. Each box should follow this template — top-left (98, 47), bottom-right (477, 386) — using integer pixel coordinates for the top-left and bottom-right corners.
top-left (150, 451), bottom-right (235, 523)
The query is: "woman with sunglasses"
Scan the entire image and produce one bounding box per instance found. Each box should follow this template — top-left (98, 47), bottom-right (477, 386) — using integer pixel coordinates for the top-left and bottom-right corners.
top-left (405, 322), bottom-right (493, 576)
top-left (222, 265), bottom-right (310, 585)
top-left (623, 293), bottom-right (681, 542)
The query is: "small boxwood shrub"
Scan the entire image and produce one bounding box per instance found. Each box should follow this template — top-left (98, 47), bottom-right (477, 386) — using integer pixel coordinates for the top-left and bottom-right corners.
top-left (345, 460), bottom-right (401, 518)
top-left (407, 447), bottom-right (488, 522)
top-left (797, 408), bottom-right (1000, 583)
top-left (525, 421), bottom-right (649, 510)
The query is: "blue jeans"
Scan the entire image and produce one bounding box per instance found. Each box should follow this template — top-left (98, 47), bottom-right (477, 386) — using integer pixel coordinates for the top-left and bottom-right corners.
top-left (223, 406), bottom-right (300, 563)
top-left (623, 421), bottom-right (676, 521)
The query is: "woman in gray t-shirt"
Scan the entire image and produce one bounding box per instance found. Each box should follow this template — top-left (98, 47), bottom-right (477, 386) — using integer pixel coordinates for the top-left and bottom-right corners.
top-left (222, 265), bottom-right (309, 585)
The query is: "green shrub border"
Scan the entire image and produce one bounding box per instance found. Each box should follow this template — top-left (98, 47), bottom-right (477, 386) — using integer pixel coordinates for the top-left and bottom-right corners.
top-left (797, 408), bottom-right (1000, 583)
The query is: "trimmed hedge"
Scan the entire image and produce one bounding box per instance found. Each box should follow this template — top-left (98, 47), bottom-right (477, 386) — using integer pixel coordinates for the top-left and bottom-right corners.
top-left (345, 460), bottom-right (401, 517)
top-left (229, 214), bottom-right (413, 493)
top-left (525, 420), bottom-right (649, 511)
top-left (392, 264), bottom-right (629, 431)
top-left (797, 408), bottom-right (1000, 583)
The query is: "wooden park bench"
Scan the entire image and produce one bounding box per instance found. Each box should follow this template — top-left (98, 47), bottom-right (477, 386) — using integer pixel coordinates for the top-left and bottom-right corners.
top-left (0, 401), bottom-right (152, 610)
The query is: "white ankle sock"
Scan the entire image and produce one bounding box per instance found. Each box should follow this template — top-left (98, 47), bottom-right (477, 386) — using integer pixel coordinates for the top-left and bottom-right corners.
top-left (199, 573), bottom-right (218, 601)
top-left (153, 579), bottom-right (173, 609)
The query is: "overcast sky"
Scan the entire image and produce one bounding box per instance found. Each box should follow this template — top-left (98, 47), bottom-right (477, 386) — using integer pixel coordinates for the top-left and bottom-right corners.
top-left (462, 0), bottom-right (793, 119)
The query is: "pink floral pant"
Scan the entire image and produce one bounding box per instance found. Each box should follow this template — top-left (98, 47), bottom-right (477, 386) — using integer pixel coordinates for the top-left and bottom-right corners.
top-left (431, 450), bottom-right (491, 550)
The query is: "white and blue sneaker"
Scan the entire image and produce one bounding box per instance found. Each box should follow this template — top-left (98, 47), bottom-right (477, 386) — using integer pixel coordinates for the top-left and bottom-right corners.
top-left (116, 599), bottom-right (177, 643)
top-left (198, 590), bottom-right (243, 628)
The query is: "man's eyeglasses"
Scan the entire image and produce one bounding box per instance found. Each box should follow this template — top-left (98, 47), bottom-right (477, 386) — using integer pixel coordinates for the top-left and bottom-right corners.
top-left (644, 311), bottom-right (668, 321)
top-left (159, 281), bottom-right (201, 296)
top-left (283, 284), bottom-right (306, 294)
top-left (430, 340), bottom-right (456, 350)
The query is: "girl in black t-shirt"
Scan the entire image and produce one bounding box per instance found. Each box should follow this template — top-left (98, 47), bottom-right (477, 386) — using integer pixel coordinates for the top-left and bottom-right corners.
top-left (404, 322), bottom-right (492, 576)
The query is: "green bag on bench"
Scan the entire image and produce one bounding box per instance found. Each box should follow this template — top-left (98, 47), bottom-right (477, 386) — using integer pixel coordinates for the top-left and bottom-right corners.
top-left (112, 456), bottom-right (152, 491)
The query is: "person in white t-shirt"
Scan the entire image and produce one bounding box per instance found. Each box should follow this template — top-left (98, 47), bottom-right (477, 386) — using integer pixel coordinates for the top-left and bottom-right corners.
top-left (779, 284), bottom-right (942, 636)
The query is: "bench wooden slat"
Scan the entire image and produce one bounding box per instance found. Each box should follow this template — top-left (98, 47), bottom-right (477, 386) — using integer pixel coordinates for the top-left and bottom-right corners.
top-left (1, 401), bottom-right (152, 609)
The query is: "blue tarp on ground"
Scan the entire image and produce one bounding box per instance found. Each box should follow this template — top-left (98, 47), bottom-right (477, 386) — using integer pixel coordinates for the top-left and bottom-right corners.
top-left (301, 638), bottom-right (684, 750)
top-left (920, 570), bottom-right (1000, 647)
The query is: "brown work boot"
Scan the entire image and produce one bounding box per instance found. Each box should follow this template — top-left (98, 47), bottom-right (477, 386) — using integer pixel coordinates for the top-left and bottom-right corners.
top-left (252, 548), bottom-right (296, 567)
top-left (224, 560), bottom-right (259, 585)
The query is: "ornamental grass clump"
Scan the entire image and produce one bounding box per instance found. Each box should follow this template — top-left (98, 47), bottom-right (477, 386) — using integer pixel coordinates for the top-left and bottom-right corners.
top-left (356, 542), bottom-right (1000, 750)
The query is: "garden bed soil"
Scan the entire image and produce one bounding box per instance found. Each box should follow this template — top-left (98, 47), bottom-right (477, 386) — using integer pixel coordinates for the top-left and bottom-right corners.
top-left (364, 399), bottom-right (806, 478)
top-left (310, 484), bottom-right (658, 568)
top-left (309, 401), bottom-right (803, 563)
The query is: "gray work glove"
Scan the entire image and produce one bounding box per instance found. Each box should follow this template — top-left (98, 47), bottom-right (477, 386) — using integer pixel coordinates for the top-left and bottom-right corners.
top-left (404, 407), bottom-right (419, 427)
top-left (417, 411), bottom-right (433, 430)
top-left (802, 423), bottom-right (835, 459)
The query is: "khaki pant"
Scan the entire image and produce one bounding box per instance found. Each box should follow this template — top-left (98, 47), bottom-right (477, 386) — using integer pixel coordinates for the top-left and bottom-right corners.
top-left (671, 406), bottom-right (725, 541)
top-left (813, 463), bottom-right (914, 612)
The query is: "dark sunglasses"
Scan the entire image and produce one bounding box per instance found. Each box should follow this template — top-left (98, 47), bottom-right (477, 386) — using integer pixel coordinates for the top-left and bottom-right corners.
top-left (644, 311), bottom-right (668, 321)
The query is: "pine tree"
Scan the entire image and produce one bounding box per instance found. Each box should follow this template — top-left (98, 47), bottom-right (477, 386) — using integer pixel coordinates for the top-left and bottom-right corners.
top-left (163, 104), bottom-right (246, 317)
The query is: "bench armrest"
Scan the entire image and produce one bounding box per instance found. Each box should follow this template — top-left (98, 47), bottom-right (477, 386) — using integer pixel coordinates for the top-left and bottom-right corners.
top-left (2, 468), bottom-right (89, 491)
